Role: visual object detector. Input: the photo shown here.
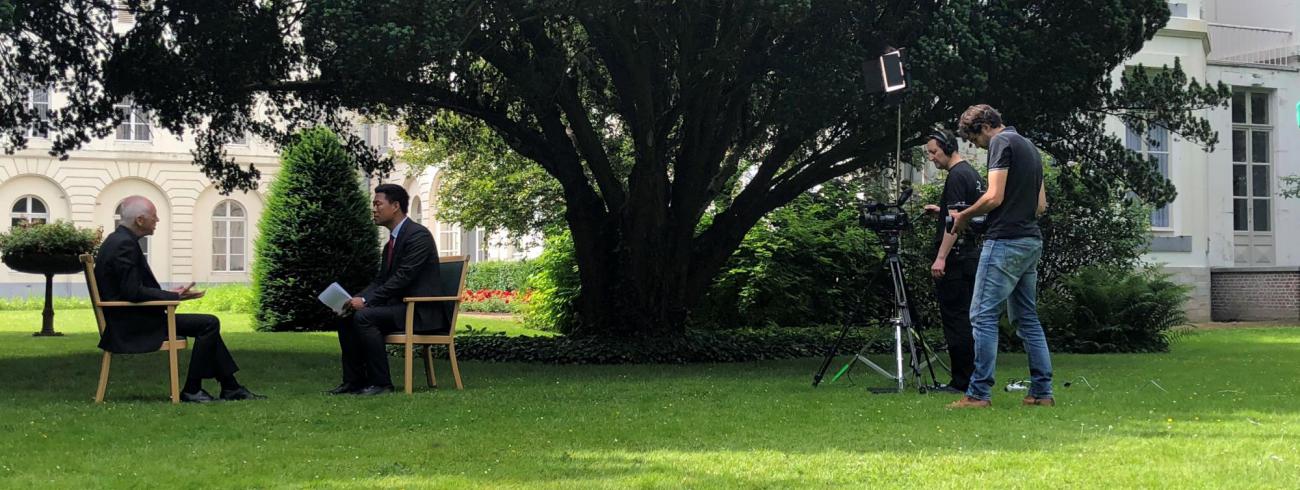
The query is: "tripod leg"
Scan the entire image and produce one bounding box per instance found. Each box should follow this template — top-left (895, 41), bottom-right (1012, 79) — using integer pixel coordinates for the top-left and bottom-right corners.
top-left (813, 321), bottom-right (854, 387)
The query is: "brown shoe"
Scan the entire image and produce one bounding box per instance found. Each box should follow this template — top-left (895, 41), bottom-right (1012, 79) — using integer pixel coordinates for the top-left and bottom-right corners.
top-left (946, 396), bottom-right (991, 409)
top-left (1022, 396), bottom-right (1056, 407)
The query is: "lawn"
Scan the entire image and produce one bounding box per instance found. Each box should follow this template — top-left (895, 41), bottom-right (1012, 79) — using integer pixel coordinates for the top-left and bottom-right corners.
top-left (0, 310), bottom-right (1297, 488)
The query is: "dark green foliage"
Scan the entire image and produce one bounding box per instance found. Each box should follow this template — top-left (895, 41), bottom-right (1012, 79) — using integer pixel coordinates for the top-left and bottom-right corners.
top-left (4, 0), bottom-right (1229, 338)
top-left (695, 178), bottom-right (885, 328)
top-left (253, 127), bottom-right (379, 332)
top-left (1037, 163), bottom-right (1152, 291)
top-left (1038, 266), bottom-right (1190, 353)
top-left (422, 326), bottom-right (941, 365)
top-left (0, 221), bottom-right (101, 260)
top-left (521, 230), bottom-right (580, 334)
top-left (466, 259), bottom-right (537, 292)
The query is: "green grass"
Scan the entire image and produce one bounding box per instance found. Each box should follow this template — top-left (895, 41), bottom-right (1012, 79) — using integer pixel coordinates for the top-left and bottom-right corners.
top-left (0, 311), bottom-right (1297, 488)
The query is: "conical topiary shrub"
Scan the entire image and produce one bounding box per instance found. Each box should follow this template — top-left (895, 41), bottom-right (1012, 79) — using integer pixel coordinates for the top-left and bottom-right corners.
top-left (253, 126), bottom-right (380, 331)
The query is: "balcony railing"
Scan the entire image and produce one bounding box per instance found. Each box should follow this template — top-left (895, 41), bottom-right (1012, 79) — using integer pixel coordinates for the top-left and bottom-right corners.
top-left (1208, 23), bottom-right (1299, 67)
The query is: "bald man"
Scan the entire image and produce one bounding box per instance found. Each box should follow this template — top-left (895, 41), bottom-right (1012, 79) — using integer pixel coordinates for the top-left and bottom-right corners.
top-left (94, 196), bottom-right (263, 403)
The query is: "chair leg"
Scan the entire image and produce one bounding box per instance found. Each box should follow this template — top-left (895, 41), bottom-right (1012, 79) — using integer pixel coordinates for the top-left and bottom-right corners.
top-left (167, 345), bottom-right (180, 405)
top-left (403, 341), bottom-right (414, 395)
top-left (422, 345), bottom-right (436, 388)
top-left (448, 342), bottom-right (463, 390)
top-left (95, 351), bottom-right (112, 403)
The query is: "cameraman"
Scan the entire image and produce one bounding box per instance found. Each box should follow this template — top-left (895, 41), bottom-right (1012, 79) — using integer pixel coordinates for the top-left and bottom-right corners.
top-left (922, 130), bottom-right (983, 394)
top-left (946, 104), bottom-right (1053, 409)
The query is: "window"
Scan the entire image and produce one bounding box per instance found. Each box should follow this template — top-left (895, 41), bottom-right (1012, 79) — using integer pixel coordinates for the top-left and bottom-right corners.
top-left (28, 88), bottom-right (50, 138)
top-left (358, 123), bottom-right (390, 155)
top-left (1232, 89), bottom-right (1274, 266)
top-left (10, 196), bottom-right (49, 227)
top-left (114, 99), bottom-right (151, 141)
top-left (409, 196), bottom-right (422, 225)
top-left (1232, 90), bottom-right (1271, 233)
top-left (437, 221), bottom-right (461, 257)
top-left (1125, 123), bottom-right (1171, 228)
top-left (212, 200), bottom-right (246, 272)
top-left (113, 202), bottom-right (151, 260)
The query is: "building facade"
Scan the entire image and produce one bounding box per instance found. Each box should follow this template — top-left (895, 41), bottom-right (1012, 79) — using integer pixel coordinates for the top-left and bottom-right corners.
top-left (1, 111), bottom-right (535, 297)
top-left (1126, 0), bottom-right (1299, 321)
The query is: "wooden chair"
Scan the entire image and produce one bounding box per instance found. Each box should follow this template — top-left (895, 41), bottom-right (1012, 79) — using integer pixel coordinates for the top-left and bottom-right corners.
top-left (80, 254), bottom-right (187, 404)
top-left (384, 255), bottom-right (469, 394)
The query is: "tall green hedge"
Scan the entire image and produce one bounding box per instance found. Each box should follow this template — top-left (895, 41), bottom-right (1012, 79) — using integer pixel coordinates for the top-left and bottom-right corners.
top-left (253, 127), bottom-right (380, 331)
top-left (466, 260), bottom-right (537, 291)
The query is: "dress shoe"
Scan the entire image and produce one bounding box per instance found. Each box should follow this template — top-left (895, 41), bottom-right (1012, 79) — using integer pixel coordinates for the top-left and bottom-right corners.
top-left (327, 382), bottom-right (364, 395)
top-left (945, 395), bottom-right (991, 409)
top-left (1022, 396), bottom-right (1056, 407)
top-left (352, 385), bottom-right (393, 396)
top-left (180, 389), bottom-right (217, 403)
top-left (219, 386), bottom-right (267, 401)
top-left (932, 384), bottom-right (965, 394)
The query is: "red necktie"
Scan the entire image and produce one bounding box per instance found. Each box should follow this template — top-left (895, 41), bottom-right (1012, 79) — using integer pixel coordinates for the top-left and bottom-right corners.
top-left (384, 236), bottom-right (395, 270)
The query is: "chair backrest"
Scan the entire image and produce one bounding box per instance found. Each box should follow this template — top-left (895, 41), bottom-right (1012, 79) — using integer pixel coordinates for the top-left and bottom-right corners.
top-left (79, 254), bottom-right (108, 335)
top-left (437, 255), bottom-right (470, 335)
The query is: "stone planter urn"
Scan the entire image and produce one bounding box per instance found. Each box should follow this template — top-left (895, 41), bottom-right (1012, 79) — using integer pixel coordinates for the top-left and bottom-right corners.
top-left (2, 253), bottom-right (85, 336)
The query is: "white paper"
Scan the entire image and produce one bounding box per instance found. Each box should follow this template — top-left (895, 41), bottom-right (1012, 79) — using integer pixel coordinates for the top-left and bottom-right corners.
top-left (318, 282), bottom-right (351, 315)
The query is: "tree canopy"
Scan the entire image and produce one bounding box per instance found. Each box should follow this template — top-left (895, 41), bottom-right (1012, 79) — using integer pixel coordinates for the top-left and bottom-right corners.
top-left (1, 0), bottom-right (1228, 337)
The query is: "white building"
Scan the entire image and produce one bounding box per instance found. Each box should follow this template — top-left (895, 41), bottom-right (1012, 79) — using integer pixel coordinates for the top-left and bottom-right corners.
top-left (1, 110), bottom-right (536, 296)
top-left (1122, 0), bottom-right (1300, 321)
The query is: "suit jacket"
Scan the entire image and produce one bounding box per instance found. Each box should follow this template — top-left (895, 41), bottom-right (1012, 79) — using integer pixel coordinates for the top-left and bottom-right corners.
top-left (359, 219), bottom-right (449, 332)
top-left (94, 225), bottom-right (182, 354)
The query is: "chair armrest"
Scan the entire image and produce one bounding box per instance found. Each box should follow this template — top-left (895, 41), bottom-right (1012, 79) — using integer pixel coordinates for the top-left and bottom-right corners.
top-left (402, 296), bottom-right (460, 303)
top-left (98, 301), bottom-right (182, 307)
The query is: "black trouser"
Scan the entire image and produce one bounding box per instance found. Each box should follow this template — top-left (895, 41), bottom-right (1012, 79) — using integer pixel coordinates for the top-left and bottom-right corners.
top-left (933, 255), bottom-right (977, 390)
top-left (175, 313), bottom-right (239, 379)
top-left (335, 305), bottom-right (405, 387)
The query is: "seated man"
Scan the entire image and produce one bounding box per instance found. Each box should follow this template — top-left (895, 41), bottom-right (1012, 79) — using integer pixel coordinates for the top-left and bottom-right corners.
top-left (95, 196), bottom-right (263, 403)
top-left (329, 183), bottom-right (446, 396)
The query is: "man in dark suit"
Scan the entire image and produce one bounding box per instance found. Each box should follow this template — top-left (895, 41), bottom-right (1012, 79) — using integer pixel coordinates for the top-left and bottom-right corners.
top-left (329, 183), bottom-right (445, 396)
top-left (95, 196), bottom-right (263, 403)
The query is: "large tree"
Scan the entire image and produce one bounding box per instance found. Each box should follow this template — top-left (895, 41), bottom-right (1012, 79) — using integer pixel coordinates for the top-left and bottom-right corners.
top-left (2, 0), bottom-right (1227, 338)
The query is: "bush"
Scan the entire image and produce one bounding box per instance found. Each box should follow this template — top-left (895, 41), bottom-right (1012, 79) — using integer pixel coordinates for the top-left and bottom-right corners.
top-left (186, 283), bottom-right (256, 313)
top-left (694, 178), bottom-right (889, 329)
top-left (0, 296), bottom-right (92, 310)
top-left (0, 220), bottom-right (102, 260)
top-left (1037, 163), bottom-right (1151, 291)
top-left (521, 230), bottom-right (580, 333)
top-left (416, 325), bottom-right (943, 364)
top-left (1038, 265), bottom-right (1190, 353)
top-left (466, 260), bottom-right (536, 291)
top-left (253, 127), bottom-right (381, 331)
top-left (460, 289), bottom-right (530, 314)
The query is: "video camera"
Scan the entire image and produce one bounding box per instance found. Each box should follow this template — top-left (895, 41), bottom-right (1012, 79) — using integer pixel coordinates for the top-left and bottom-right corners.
top-left (860, 187), bottom-right (913, 233)
top-left (944, 202), bottom-right (988, 234)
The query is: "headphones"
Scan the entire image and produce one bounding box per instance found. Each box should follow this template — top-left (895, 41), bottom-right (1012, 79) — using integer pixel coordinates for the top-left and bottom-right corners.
top-left (928, 129), bottom-right (958, 156)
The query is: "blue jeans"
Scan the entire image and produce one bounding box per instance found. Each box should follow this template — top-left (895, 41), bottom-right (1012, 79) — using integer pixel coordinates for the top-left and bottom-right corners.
top-left (965, 237), bottom-right (1053, 401)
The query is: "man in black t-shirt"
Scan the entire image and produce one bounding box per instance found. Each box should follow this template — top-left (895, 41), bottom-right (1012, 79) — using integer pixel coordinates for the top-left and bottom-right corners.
top-left (946, 104), bottom-right (1054, 409)
top-left (921, 130), bottom-right (983, 394)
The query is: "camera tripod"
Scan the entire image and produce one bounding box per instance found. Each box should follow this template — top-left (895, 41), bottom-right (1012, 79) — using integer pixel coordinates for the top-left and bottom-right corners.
top-left (812, 230), bottom-right (948, 393)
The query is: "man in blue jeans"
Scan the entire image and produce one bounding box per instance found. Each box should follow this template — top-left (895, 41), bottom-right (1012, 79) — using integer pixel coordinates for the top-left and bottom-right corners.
top-left (947, 104), bottom-right (1054, 408)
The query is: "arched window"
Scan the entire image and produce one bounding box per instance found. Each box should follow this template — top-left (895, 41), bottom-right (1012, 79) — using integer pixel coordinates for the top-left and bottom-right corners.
top-left (10, 195), bottom-right (49, 227)
top-left (113, 201), bottom-right (151, 260)
top-left (409, 196), bottom-right (422, 225)
top-left (212, 200), bottom-right (246, 272)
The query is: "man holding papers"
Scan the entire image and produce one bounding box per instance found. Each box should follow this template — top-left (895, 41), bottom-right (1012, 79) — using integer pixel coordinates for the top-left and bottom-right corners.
top-left (329, 184), bottom-right (445, 396)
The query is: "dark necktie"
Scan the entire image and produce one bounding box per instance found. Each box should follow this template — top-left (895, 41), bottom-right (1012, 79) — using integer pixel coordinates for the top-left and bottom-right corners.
top-left (384, 235), bottom-right (395, 270)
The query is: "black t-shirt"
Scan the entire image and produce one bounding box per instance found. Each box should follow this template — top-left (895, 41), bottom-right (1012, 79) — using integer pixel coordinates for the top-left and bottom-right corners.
top-left (984, 127), bottom-right (1044, 240)
top-left (933, 160), bottom-right (985, 251)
